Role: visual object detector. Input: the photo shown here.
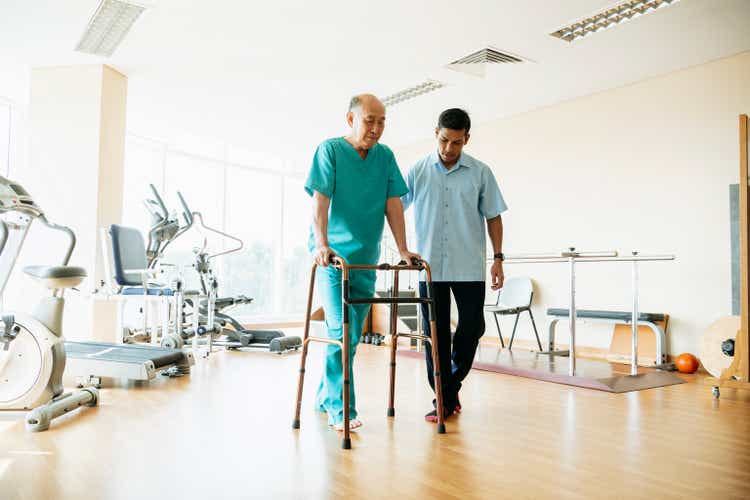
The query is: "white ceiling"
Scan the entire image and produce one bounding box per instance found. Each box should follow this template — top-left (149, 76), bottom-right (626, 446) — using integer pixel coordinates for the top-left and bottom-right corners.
top-left (1, 0), bottom-right (749, 165)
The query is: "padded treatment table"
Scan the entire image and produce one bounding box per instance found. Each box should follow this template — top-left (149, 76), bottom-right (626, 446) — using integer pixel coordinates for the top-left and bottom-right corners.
top-left (546, 308), bottom-right (667, 365)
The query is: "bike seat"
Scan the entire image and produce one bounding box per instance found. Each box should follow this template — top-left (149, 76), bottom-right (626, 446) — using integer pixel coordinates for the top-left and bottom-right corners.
top-left (23, 265), bottom-right (87, 289)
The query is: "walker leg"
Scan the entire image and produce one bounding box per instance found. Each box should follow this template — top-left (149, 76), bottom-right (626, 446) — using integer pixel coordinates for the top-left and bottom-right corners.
top-left (387, 271), bottom-right (399, 417)
top-left (293, 266), bottom-right (316, 429)
top-left (342, 319), bottom-right (351, 449)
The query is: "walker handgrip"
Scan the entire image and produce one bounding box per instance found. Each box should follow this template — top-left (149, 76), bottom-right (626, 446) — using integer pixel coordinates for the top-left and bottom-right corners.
top-left (397, 258), bottom-right (422, 267)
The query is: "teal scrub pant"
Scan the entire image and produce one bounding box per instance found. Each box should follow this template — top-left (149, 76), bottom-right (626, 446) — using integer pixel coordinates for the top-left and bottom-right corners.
top-left (315, 265), bottom-right (376, 425)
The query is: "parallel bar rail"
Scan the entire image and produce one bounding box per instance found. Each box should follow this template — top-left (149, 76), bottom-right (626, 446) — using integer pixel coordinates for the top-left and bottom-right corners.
top-left (489, 249), bottom-right (676, 376)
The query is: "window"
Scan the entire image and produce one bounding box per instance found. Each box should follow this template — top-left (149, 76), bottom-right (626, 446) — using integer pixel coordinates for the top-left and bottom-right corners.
top-left (121, 134), bottom-right (313, 321)
top-left (0, 102), bottom-right (10, 177)
top-left (222, 166), bottom-right (282, 317)
top-left (281, 176), bottom-right (310, 314)
top-left (122, 136), bottom-right (165, 230)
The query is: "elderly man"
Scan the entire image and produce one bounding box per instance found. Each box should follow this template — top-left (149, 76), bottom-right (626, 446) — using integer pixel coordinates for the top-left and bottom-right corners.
top-left (305, 94), bottom-right (419, 431)
top-left (402, 108), bottom-right (507, 422)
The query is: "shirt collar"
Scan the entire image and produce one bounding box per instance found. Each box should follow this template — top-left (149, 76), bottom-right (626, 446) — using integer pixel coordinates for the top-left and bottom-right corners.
top-left (432, 151), bottom-right (470, 172)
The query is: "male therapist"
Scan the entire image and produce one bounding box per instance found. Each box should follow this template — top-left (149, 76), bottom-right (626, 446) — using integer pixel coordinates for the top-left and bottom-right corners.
top-left (402, 108), bottom-right (507, 421)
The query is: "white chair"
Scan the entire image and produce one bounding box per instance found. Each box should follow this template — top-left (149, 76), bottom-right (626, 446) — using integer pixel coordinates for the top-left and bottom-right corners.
top-left (484, 276), bottom-right (542, 350)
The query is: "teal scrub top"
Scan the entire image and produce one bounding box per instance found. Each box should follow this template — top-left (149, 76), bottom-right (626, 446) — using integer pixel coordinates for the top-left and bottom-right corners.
top-left (305, 137), bottom-right (408, 265)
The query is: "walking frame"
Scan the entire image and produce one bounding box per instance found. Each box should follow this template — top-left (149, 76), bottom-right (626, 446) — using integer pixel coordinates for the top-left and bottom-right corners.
top-left (292, 256), bottom-right (446, 450)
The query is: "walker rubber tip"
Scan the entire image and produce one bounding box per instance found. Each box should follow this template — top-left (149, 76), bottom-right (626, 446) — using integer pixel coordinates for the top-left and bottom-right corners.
top-left (387, 408), bottom-right (395, 417)
top-left (292, 419), bottom-right (300, 429)
top-left (437, 423), bottom-right (446, 434)
top-left (342, 438), bottom-right (352, 449)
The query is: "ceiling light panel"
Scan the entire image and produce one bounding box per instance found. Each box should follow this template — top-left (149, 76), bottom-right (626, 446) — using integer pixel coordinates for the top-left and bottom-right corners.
top-left (382, 80), bottom-right (445, 107)
top-left (75, 0), bottom-right (146, 57)
top-left (550, 0), bottom-right (681, 42)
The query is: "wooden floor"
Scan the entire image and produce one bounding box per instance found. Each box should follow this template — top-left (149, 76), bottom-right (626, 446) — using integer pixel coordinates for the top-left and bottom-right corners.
top-left (1, 340), bottom-right (750, 500)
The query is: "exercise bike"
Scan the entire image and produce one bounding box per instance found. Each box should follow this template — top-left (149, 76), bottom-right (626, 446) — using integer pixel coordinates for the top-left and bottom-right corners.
top-left (0, 177), bottom-right (98, 431)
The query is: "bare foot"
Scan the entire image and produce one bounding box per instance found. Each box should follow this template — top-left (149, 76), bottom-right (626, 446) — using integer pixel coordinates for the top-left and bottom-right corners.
top-left (333, 419), bottom-right (363, 432)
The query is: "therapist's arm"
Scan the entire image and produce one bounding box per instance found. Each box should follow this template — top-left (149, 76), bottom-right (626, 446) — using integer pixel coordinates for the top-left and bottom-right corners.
top-left (385, 197), bottom-right (420, 264)
top-left (312, 191), bottom-right (333, 266)
top-left (487, 215), bottom-right (504, 290)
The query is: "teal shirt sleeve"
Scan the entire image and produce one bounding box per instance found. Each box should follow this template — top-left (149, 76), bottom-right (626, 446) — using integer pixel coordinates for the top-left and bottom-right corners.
top-left (386, 151), bottom-right (408, 199)
top-left (401, 166), bottom-right (415, 210)
top-left (479, 166), bottom-right (507, 218)
top-left (304, 141), bottom-right (335, 197)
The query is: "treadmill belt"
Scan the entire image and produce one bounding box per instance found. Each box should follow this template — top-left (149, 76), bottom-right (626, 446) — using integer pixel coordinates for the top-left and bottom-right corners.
top-left (65, 341), bottom-right (187, 368)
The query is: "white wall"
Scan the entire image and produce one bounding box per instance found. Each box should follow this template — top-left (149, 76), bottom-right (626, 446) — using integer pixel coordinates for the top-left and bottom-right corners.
top-left (0, 65), bottom-right (30, 180)
top-left (394, 51), bottom-right (750, 357)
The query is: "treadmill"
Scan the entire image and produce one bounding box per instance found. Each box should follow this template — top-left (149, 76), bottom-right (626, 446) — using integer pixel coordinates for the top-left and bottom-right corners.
top-left (0, 175), bottom-right (193, 384)
top-left (64, 341), bottom-right (194, 384)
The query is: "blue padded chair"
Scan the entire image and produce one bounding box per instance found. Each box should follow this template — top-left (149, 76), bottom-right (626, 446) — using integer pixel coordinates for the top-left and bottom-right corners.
top-left (110, 224), bottom-right (174, 296)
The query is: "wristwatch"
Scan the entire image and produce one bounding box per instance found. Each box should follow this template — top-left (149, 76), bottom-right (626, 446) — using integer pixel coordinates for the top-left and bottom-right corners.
top-left (494, 252), bottom-right (505, 261)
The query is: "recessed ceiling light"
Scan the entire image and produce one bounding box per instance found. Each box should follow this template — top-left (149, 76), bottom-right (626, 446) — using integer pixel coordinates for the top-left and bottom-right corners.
top-left (550, 0), bottom-right (681, 42)
top-left (382, 80), bottom-right (445, 107)
top-left (75, 0), bottom-right (146, 57)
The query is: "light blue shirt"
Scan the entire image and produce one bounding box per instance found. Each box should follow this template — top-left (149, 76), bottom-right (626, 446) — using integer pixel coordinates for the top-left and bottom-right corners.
top-left (402, 151), bottom-right (507, 282)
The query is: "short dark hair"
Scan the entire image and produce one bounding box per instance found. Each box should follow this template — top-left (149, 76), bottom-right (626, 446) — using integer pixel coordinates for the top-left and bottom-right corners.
top-left (437, 108), bottom-right (470, 134)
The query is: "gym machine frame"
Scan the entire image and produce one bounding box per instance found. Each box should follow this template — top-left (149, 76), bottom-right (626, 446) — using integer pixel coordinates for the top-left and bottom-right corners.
top-left (706, 114), bottom-right (750, 398)
top-left (501, 249), bottom-right (675, 377)
top-left (293, 257), bottom-right (446, 450)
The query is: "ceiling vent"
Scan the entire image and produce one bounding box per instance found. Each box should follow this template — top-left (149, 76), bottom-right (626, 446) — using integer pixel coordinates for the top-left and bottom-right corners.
top-left (381, 80), bottom-right (445, 108)
top-left (446, 47), bottom-right (526, 77)
top-left (550, 0), bottom-right (681, 42)
top-left (75, 0), bottom-right (146, 57)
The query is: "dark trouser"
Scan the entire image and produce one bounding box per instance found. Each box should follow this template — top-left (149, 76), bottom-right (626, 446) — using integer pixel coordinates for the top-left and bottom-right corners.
top-left (419, 281), bottom-right (486, 410)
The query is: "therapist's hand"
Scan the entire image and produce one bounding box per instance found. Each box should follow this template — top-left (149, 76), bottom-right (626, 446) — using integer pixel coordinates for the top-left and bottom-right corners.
top-left (399, 249), bottom-right (421, 265)
top-left (314, 245), bottom-right (334, 267)
top-left (490, 260), bottom-right (505, 291)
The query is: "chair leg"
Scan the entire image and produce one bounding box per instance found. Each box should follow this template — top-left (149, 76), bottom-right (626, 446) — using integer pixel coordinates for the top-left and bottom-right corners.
top-left (492, 313), bottom-right (505, 348)
top-left (528, 309), bottom-right (543, 351)
top-left (508, 312), bottom-right (520, 350)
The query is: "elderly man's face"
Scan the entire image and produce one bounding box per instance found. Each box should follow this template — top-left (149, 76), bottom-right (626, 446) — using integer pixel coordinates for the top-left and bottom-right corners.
top-left (347, 100), bottom-right (386, 150)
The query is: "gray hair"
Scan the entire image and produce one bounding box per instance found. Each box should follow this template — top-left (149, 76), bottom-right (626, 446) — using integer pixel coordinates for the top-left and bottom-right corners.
top-left (348, 95), bottom-right (361, 113)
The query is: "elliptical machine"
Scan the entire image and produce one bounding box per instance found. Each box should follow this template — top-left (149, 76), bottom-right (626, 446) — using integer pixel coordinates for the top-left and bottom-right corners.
top-left (144, 186), bottom-right (301, 353)
top-left (176, 191), bottom-right (301, 352)
top-left (0, 176), bottom-right (98, 431)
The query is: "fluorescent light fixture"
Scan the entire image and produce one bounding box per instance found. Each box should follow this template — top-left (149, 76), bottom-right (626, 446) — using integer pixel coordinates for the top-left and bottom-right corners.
top-left (75, 0), bottom-right (146, 57)
top-left (381, 80), bottom-right (445, 107)
top-left (550, 0), bottom-right (681, 42)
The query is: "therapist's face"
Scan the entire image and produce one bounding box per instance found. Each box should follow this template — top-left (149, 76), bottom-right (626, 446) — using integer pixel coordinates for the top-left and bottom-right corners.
top-left (347, 97), bottom-right (386, 150)
top-left (436, 127), bottom-right (470, 167)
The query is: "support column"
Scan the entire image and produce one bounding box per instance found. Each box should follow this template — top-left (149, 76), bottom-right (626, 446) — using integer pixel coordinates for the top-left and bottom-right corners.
top-left (20, 64), bottom-right (126, 341)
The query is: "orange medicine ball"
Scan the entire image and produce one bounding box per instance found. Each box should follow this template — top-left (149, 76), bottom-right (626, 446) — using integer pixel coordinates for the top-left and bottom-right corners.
top-left (675, 353), bottom-right (700, 374)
